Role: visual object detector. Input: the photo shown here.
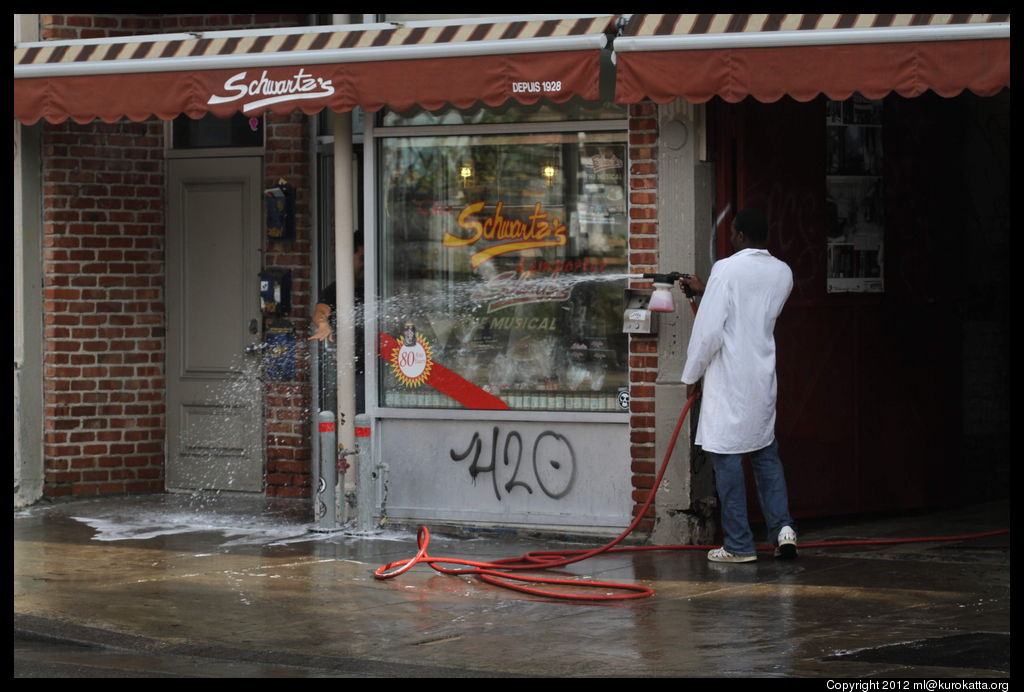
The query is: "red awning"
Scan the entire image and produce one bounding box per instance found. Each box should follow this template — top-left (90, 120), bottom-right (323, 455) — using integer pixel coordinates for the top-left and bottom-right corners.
top-left (14, 15), bottom-right (615, 125)
top-left (614, 14), bottom-right (1010, 104)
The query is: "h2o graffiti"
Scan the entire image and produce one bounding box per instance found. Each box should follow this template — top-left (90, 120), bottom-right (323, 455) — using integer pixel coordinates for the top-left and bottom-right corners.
top-left (450, 426), bottom-right (576, 502)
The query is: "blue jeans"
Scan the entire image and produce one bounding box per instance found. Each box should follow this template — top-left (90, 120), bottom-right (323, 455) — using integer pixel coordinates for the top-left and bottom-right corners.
top-left (708, 440), bottom-right (794, 556)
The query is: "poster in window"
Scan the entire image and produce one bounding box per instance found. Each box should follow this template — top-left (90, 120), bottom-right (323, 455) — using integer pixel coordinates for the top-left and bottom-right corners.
top-left (827, 95), bottom-right (885, 293)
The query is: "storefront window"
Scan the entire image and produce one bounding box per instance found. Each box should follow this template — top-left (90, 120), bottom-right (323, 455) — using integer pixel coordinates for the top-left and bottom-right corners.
top-left (378, 130), bottom-right (629, 411)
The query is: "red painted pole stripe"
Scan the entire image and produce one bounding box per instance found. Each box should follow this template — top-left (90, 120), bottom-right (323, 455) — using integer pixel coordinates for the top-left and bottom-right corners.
top-left (379, 333), bottom-right (509, 411)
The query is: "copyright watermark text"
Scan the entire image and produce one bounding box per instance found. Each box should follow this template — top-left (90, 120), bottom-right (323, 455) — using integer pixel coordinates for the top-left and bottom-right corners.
top-left (826, 681), bottom-right (1008, 692)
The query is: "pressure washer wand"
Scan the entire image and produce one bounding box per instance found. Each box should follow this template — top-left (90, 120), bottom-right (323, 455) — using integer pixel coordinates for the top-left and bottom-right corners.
top-left (629, 272), bottom-right (698, 313)
top-left (656, 272), bottom-right (696, 301)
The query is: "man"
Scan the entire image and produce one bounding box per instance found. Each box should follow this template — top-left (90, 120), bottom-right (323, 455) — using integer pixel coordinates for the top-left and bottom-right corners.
top-left (309, 231), bottom-right (364, 343)
top-left (309, 231), bottom-right (365, 413)
top-left (680, 209), bottom-right (798, 563)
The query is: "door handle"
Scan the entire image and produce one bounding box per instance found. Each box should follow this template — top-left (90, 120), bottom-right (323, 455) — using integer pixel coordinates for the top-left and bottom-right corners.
top-left (244, 342), bottom-right (266, 355)
top-left (249, 318), bottom-right (259, 334)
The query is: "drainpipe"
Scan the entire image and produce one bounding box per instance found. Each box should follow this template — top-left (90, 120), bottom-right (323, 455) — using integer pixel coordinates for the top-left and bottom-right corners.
top-left (331, 14), bottom-right (356, 523)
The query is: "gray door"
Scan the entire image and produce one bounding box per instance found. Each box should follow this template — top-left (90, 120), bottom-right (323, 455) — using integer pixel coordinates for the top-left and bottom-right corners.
top-left (166, 157), bottom-right (264, 492)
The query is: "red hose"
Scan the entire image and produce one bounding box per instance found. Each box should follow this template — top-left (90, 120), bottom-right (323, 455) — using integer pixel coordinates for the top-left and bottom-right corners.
top-left (373, 385), bottom-right (691, 601)
top-left (374, 294), bottom-right (1009, 601)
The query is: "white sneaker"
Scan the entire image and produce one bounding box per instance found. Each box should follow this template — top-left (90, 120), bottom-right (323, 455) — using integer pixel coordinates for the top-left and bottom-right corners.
top-left (707, 547), bottom-right (757, 563)
top-left (775, 526), bottom-right (798, 559)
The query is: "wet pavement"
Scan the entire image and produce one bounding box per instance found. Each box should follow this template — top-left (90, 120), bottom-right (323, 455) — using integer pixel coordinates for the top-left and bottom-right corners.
top-left (13, 493), bottom-right (1010, 678)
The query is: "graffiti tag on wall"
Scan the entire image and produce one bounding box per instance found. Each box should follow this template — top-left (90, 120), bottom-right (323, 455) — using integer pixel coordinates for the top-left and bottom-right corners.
top-left (450, 426), bottom-right (577, 502)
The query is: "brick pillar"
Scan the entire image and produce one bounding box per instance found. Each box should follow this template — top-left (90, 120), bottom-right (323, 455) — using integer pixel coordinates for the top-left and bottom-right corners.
top-left (263, 111), bottom-right (314, 499)
top-left (41, 120), bottom-right (166, 497)
top-left (627, 103), bottom-right (660, 533)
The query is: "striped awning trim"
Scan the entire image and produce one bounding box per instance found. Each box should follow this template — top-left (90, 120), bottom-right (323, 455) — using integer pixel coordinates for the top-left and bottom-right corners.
top-left (15, 15), bottom-right (615, 79)
top-left (618, 13), bottom-right (1009, 43)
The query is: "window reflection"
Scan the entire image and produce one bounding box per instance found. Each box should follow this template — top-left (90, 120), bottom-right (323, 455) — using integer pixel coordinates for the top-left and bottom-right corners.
top-left (378, 131), bottom-right (628, 410)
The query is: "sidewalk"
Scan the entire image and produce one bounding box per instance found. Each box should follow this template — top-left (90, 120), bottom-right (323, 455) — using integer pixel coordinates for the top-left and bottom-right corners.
top-left (14, 493), bottom-right (1010, 678)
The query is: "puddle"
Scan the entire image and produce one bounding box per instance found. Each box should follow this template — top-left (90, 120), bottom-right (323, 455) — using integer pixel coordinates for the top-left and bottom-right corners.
top-left (826, 632), bottom-right (1010, 673)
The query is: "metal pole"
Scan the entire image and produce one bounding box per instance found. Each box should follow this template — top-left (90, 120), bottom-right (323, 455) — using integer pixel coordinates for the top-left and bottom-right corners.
top-left (354, 413), bottom-right (375, 532)
top-left (331, 112), bottom-right (356, 524)
top-left (314, 410), bottom-right (338, 531)
top-left (330, 12), bottom-right (357, 525)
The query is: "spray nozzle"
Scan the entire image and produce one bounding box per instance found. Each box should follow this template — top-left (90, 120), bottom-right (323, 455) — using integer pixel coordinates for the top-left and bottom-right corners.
top-left (630, 272), bottom-right (695, 312)
top-left (641, 271), bottom-right (691, 285)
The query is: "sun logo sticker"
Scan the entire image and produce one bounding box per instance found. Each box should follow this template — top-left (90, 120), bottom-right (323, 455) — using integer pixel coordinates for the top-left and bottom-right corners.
top-left (388, 323), bottom-right (433, 387)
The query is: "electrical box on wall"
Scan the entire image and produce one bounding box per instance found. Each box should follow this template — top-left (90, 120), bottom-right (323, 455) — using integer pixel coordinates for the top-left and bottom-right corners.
top-left (260, 269), bottom-right (291, 316)
top-left (265, 179), bottom-right (296, 242)
top-left (622, 289), bottom-right (658, 334)
top-left (265, 318), bottom-right (297, 380)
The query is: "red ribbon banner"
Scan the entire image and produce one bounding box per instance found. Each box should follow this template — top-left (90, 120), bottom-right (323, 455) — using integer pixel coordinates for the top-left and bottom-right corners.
top-left (379, 332), bottom-right (509, 411)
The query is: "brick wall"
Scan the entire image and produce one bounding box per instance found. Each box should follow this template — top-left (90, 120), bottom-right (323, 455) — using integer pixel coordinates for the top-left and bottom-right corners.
top-left (39, 14), bottom-right (163, 39)
top-left (41, 119), bottom-right (167, 497)
top-left (627, 103), bottom-right (660, 533)
top-left (39, 13), bottom-right (306, 39)
top-left (263, 111), bottom-right (315, 499)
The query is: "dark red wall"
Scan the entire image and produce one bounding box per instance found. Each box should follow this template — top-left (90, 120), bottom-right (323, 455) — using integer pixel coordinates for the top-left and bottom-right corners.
top-left (709, 90), bottom-right (1010, 518)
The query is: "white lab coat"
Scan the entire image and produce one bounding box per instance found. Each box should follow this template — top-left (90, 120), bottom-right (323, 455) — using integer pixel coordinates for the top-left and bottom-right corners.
top-left (681, 248), bottom-right (793, 454)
